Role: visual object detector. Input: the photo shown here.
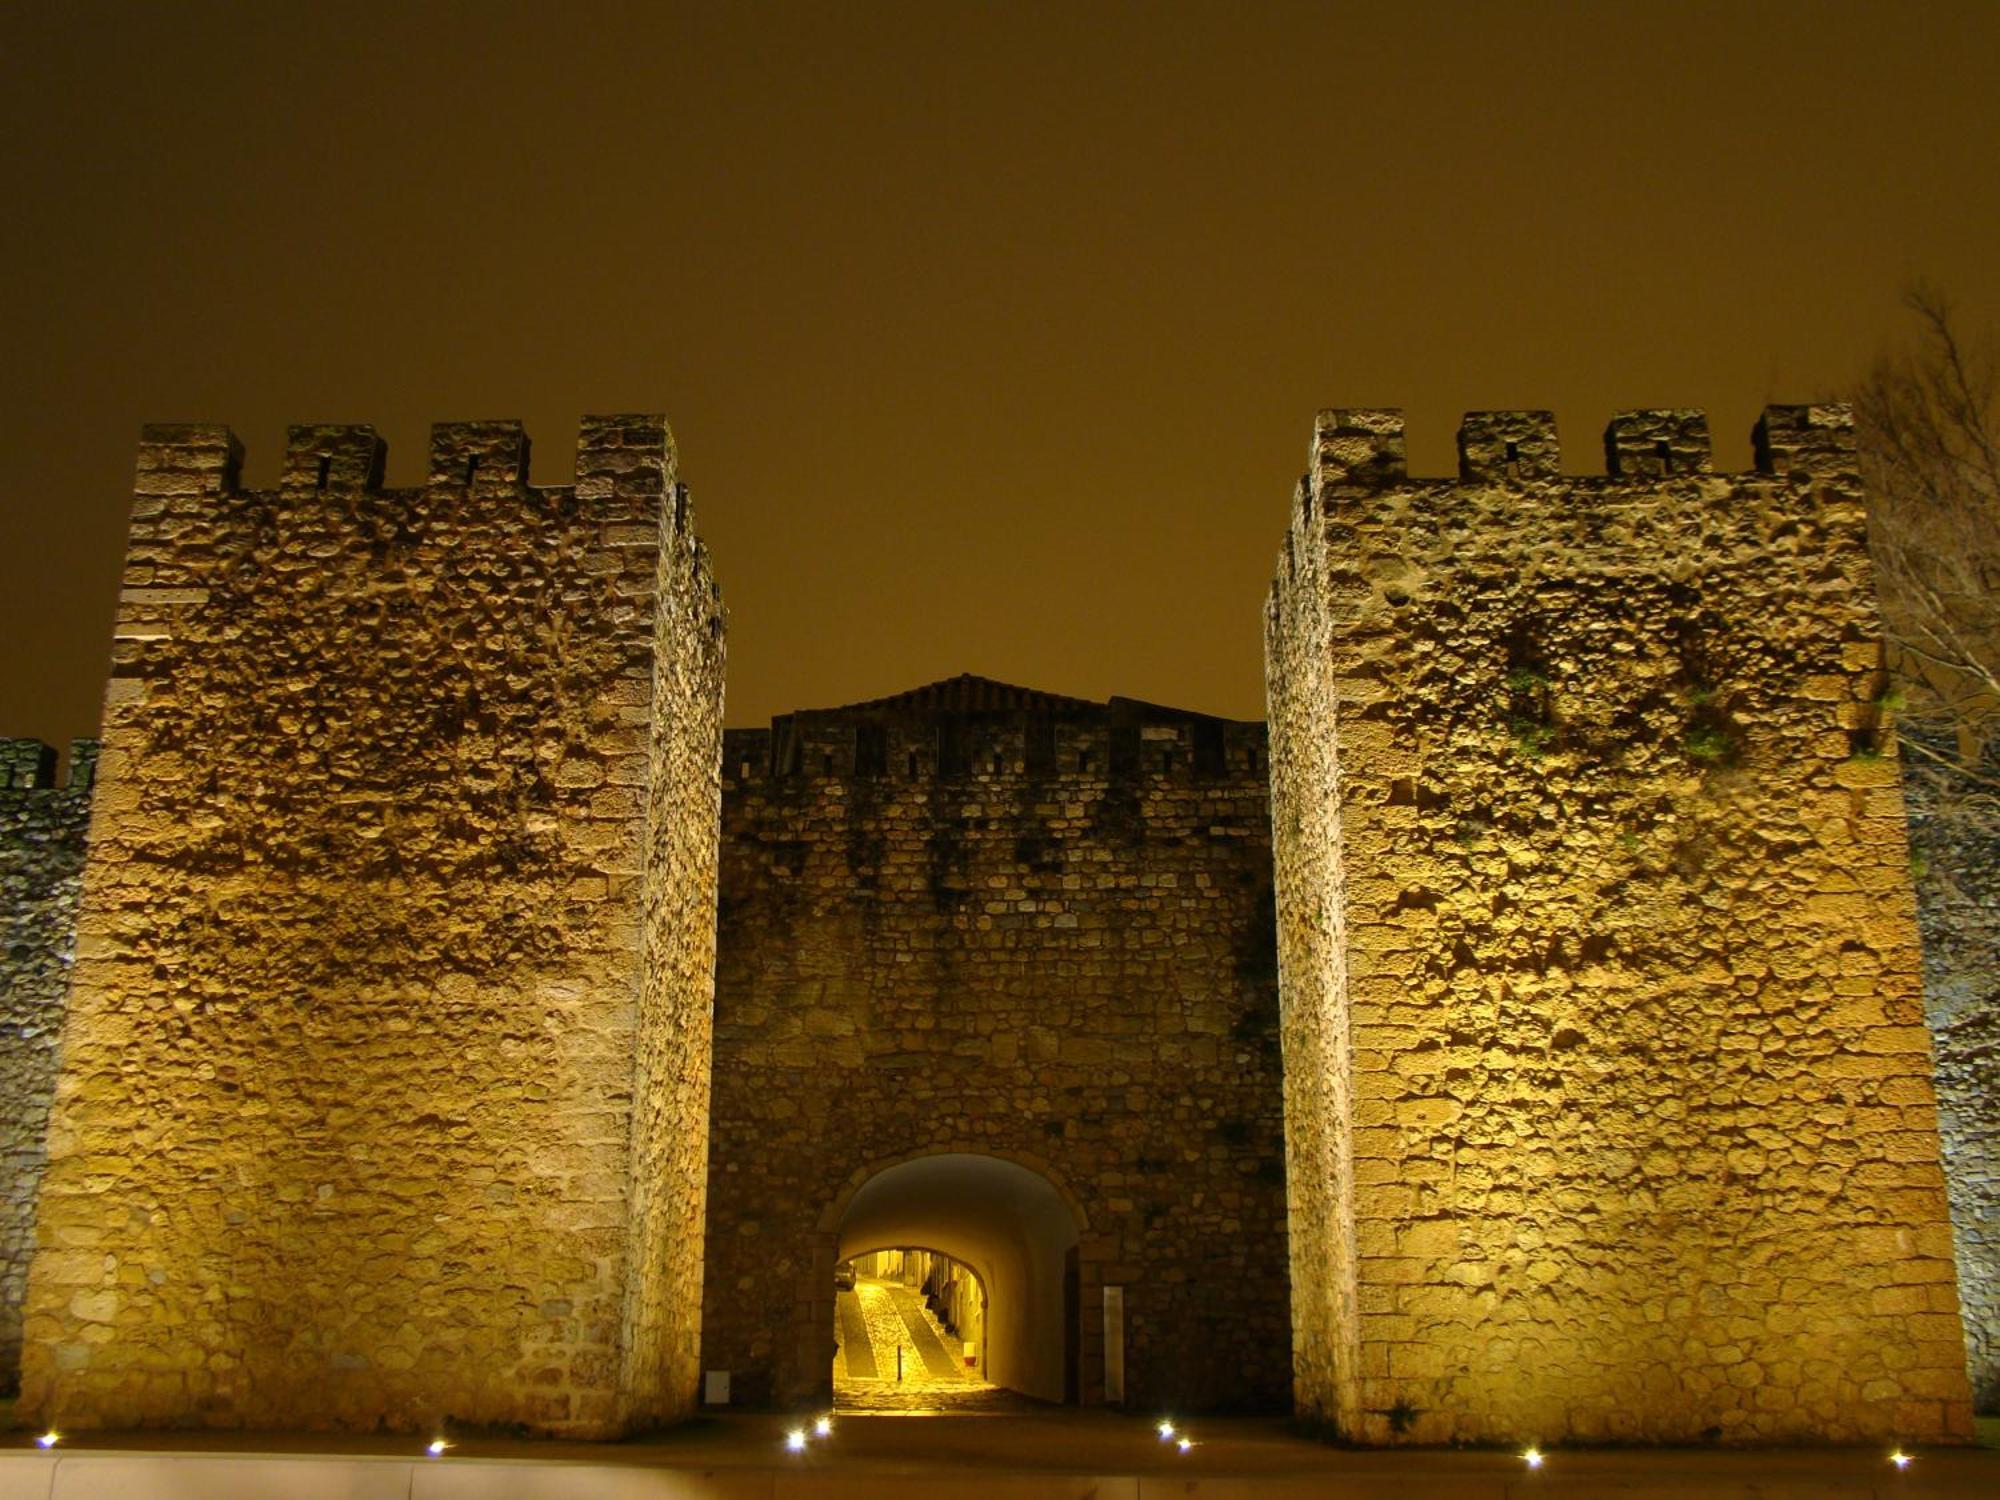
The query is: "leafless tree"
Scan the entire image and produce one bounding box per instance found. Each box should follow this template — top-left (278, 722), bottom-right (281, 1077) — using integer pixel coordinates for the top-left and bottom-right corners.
top-left (1854, 285), bottom-right (2000, 794)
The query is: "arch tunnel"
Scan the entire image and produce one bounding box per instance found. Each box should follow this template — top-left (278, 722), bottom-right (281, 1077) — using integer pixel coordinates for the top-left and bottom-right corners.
top-left (828, 1153), bottom-right (1083, 1405)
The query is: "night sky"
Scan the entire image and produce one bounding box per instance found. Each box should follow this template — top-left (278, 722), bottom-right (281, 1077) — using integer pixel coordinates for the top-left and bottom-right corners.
top-left (3, 1), bottom-right (1996, 744)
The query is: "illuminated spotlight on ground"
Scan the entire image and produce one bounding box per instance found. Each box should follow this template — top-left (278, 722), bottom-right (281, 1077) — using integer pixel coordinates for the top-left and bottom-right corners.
top-left (1890, 1450), bottom-right (1913, 1470)
top-left (35, 1432), bottom-right (58, 1450)
top-left (815, 1415), bottom-right (834, 1437)
top-left (1177, 1437), bottom-right (1193, 1453)
top-left (426, 1438), bottom-right (451, 1457)
top-left (1522, 1446), bottom-right (1545, 1470)
top-left (785, 1428), bottom-right (808, 1452)
top-left (1157, 1419), bottom-right (1176, 1440)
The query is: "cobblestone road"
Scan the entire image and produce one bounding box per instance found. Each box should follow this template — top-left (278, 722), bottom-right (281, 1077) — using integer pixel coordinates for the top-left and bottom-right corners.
top-left (833, 1278), bottom-right (1028, 1412)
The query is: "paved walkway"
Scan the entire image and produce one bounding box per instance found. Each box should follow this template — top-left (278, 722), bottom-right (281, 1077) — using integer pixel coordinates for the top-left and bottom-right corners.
top-left (2, 1412), bottom-right (1996, 1498)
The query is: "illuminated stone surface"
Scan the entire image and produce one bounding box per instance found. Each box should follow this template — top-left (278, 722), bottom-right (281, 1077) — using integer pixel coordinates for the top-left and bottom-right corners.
top-left (702, 679), bottom-right (1289, 1411)
top-left (0, 739), bottom-right (95, 1393)
top-left (1265, 404), bottom-right (1976, 1443)
top-left (1903, 732), bottom-right (2000, 1411)
top-left (0, 397), bottom-right (1990, 1444)
top-left (15, 418), bottom-right (724, 1435)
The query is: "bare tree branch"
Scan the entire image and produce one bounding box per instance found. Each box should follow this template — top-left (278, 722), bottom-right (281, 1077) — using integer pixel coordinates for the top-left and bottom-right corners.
top-left (1854, 284), bottom-right (2000, 771)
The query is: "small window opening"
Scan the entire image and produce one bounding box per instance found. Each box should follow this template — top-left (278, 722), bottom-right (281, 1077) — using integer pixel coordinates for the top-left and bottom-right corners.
top-left (1654, 438), bottom-right (1673, 472)
top-left (990, 755), bottom-right (1003, 776)
top-left (907, 750), bottom-right (920, 778)
top-left (314, 454), bottom-right (331, 490)
top-left (464, 455), bottom-right (480, 486)
top-left (1078, 749), bottom-right (1094, 774)
top-left (821, 752), bottom-right (834, 776)
top-left (1503, 440), bottom-right (1521, 481)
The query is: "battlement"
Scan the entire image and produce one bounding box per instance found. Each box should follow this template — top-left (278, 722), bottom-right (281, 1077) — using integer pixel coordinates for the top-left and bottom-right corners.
top-left (722, 676), bottom-right (1265, 787)
top-left (115, 417), bottom-right (720, 672)
top-left (1307, 403), bottom-right (1856, 495)
top-left (133, 414), bottom-right (698, 516)
top-left (0, 739), bottom-right (99, 794)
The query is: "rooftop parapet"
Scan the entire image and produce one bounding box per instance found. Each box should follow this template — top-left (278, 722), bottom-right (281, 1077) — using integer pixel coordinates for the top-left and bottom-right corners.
top-left (281, 424), bottom-right (388, 493)
top-left (1458, 411), bottom-right (1559, 482)
top-left (1299, 404), bottom-right (1855, 494)
top-left (429, 420), bottom-right (530, 490)
top-left (1754, 403), bottom-right (1858, 477)
top-left (135, 423), bottom-right (243, 499)
top-left (1311, 408), bottom-right (1406, 494)
top-left (129, 416), bottom-right (698, 509)
top-left (0, 739), bottom-right (95, 793)
top-left (576, 413), bottom-right (675, 526)
top-left (1605, 409), bottom-right (1713, 477)
top-left (0, 739), bottom-right (55, 791)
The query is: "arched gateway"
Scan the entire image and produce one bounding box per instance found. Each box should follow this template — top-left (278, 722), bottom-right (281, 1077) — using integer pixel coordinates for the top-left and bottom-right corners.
top-left (696, 675), bottom-right (1293, 1412)
top-left (827, 1152), bottom-right (1082, 1404)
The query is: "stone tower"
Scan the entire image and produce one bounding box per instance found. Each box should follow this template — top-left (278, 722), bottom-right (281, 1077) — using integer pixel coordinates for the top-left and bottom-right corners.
top-left (17, 418), bottom-right (725, 1436)
top-left (1265, 404), bottom-right (1974, 1444)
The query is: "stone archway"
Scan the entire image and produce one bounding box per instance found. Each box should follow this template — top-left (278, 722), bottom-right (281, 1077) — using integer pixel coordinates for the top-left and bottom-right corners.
top-left (818, 1152), bottom-right (1084, 1404)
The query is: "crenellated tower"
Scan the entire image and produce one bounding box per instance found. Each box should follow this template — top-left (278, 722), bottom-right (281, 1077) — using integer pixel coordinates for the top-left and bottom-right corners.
top-left (18, 417), bottom-right (725, 1437)
top-left (1266, 404), bottom-right (1974, 1444)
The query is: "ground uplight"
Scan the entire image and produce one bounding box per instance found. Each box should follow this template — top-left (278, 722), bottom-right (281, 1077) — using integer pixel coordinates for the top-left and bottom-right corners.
top-left (1522, 1445), bottom-right (1544, 1470)
top-left (426, 1438), bottom-right (451, 1457)
top-left (1890, 1449), bottom-right (1913, 1470)
top-left (814, 1415), bottom-right (833, 1437)
top-left (35, 1431), bottom-right (58, 1450)
top-left (1156, 1419), bottom-right (1176, 1439)
top-left (785, 1428), bottom-right (808, 1452)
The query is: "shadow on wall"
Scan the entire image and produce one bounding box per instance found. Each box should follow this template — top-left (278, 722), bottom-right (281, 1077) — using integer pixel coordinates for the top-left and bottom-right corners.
top-left (831, 1154), bottom-right (1081, 1403)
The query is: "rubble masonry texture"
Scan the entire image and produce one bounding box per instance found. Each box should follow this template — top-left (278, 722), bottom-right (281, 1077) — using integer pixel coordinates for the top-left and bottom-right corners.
top-left (700, 679), bottom-right (1290, 1411)
top-left (0, 397), bottom-right (1990, 1439)
top-left (15, 417), bottom-right (724, 1436)
top-left (0, 739), bottom-right (95, 1395)
top-left (1902, 732), bottom-right (2000, 1410)
top-left (1265, 404), bottom-right (1975, 1443)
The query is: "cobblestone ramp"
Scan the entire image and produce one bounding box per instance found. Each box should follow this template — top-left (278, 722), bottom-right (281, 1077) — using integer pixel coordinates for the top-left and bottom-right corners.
top-left (835, 1288), bottom-right (877, 1379)
top-left (883, 1282), bottom-right (964, 1378)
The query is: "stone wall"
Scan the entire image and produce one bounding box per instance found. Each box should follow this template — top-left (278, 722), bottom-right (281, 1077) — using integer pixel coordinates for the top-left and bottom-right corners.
top-left (700, 677), bottom-right (1290, 1412)
top-left (18, 417), bottom-right (724, 1436)
top-left (0, 738), bottom-right (96, 1393)
top-left (1265, 404), bottom-right (1974, 1444)
top-left (1902, 733), bottom-right (2000, 1411)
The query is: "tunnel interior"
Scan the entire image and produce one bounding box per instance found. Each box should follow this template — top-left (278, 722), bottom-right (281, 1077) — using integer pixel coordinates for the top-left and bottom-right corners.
top-left (831, 1153), bottom-right (1082, 1406)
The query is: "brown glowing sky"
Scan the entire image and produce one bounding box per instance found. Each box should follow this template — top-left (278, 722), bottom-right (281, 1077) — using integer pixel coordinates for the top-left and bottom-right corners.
top-left (3, 2), bottom-right (1997, 742)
